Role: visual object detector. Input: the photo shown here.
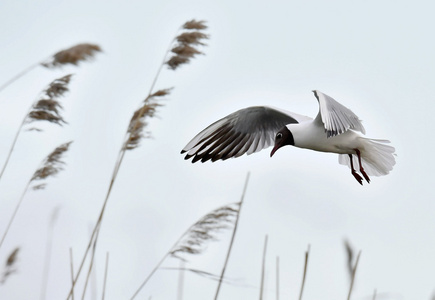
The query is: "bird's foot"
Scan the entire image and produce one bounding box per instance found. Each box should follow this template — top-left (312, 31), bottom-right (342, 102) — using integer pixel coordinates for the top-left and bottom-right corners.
top-left (351, 171), bottom-right (363, 185)
top-left (360, 168), bottom-right (370, 183)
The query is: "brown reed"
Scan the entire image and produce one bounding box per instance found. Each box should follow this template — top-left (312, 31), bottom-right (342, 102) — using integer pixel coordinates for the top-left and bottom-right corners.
top-left (298, 245), bottom-right (310, 300)
top-left (0, 75), bottom-right (72, 182)
top-left (170, 203), bottom-right (240, 260)
top-left (68, 20), bottom-right (208, 299)
top-left (130, 202), bottom-right (239, 299)
top-left (0, 247), bottom-right (20, 285)
top-left (0, 142), bottom-right (72, 250)
top-left (41, 44), bottom-right (102, 68)
top-left (214, 172), bottom-right (250, 300)
top-left (0, 43), bottom-right (100, 94)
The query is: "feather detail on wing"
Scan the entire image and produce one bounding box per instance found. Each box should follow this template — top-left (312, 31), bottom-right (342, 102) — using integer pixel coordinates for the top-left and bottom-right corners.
top-left (313, 90), bottom-right (366, 138)
top-left (181, 106), bottom-right (307, 163)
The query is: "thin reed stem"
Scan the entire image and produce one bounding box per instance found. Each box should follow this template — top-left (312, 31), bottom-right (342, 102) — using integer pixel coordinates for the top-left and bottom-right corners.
top-left (69, 248), bottom-right (75, 300)
top-left (0, 112), bottom-right (28, 182)
top-left (0, 181), bottom-right (30, 249)
top-left (372, 288), bottom-right (377, 300)
top-left (131, 181), bottom-right (241, 299)
top-left (298, 245), bottom-right (310, 300)
top-left (68, 22), bottom-right (206, 299)
top-left (40, 208), bottom-right (59, 300)
top-left (81, 231), bottom-right (99, 300)
top-left (130, 236), bottom-right (182, 299)
top-left (214, 172), bottom-right (250, 300)
top-left (102, 252), bottom-right (109, 300)
top-left (276, 256), bottom-right (279, 300)
top-left (177, 260), bottom-right (185, 300)
top-left (1, 141), bottom-right (70, 250)
top-left (347, 251), bottom-right (361, 300)
top-left (68, 32), bottom-right (176, 300)
top-left (259, 235), bottom-right (268, 300)
top-left (0, 62), bottom-right (41, 94)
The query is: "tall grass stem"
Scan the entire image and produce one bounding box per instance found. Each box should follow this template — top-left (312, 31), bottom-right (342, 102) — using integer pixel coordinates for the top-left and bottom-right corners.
top-left (259, 235), bottom-right (268, 300)
top-left (298, 245), bottom-right (310, 300)
top-left (214, 172), bottom-right (250, 300)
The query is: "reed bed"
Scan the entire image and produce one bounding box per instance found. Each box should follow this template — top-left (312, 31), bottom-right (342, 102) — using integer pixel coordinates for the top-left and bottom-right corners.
top-left (67, 19), bottom-right (209, 299)
top-left (0, 74), bottom-right (73, 182)
top-left (0, 19), bottom-right (384, 300)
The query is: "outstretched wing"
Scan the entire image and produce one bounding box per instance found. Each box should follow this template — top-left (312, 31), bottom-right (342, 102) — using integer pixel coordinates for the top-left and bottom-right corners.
top-left (181, 106), bottom-right (310, 163)
top-left (312, 90), bottom-right (365, 138)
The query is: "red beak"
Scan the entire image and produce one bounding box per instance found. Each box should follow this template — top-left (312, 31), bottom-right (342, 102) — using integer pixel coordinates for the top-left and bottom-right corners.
top-left (270, 145), bottom-right (279, 157)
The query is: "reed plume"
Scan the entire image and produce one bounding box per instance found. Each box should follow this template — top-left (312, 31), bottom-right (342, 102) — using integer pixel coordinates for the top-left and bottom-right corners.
top-left (170, 203), bottom-right (240, 260)
top-left (0, 247), bottom-right (20, 284)
top-left (41, 44), bottom-right (102, 68)
top-left (0, 142), bottom-right (72, 250)
top-left (130, 201), bottom-right (239, 299)
top-left (68, 20), bottom-right (208, 299)
top-left (0, 44), bottom-right (100, 94)
top-left (131, 172), bottom-right (247, 299)
top-left (124, 89), bottom-right (171, 150)
top-left (0, 74), bottom-right (72, 182)
top-left (214, 172), bottom-right (250, 300)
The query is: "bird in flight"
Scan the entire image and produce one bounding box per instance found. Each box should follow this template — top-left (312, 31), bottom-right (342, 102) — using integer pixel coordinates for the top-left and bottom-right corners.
top-left (181, 90), bottom-right (396, 185)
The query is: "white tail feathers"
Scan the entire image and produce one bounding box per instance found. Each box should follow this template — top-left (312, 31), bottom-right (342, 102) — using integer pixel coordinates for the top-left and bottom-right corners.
top-left (339, 138), bottom-right (396, 176)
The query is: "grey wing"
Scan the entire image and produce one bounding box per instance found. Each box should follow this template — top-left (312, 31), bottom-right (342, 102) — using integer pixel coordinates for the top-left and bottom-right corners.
top-left (181, 106), bottom-right (302, 163)
top-left (313, 90), bottom-right (366, 137)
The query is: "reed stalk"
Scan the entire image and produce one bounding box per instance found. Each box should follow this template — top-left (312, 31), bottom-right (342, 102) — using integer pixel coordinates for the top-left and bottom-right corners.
top-left (0, 142), bottom-right (72, 250)
top-left (298, 245), bottom-right (310, 300)
top-left (0, 74), bottom-right (72, 183)
top-left (259, 235), bottom-right (268, 300)
top-left (347, 251), bottom-right (361, 300)
top-left (0, 44), bottom-right (100, 94)
top-left (214, 172), bottom-right (250, 300)
top-left (67, 20), bottom-right (208, 299)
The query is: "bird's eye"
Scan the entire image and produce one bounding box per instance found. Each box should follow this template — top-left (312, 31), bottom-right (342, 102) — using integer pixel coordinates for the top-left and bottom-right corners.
top-left (276, 132), bottom-right (282, 139)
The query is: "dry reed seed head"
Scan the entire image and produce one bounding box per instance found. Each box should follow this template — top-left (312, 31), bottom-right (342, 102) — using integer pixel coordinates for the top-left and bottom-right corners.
top-left (45, 74), bottom-right (72, 98)
top-left (30, 141), bottom-right (73, 190)
top-left (5, 248), bottom-right (19, 267)
top-left (125, 102), bottom-right (163, 150)
top-left (42, 44), bottom-right (102, 68)
top-left (171, 44), bottom-right (203, 56)
top-left (26, 127), bottom-right (43, 132)
top-left (124, 88), bottom-right (171, 151)
top-left (166, 21), bottom-right (208, 70)
top-left (26, 74), bottom-right (72, 127)
top-left (149, 88), bottom-right (173, 98)
top-left (176, 32), bottom-right (209, 46)
top-left (166, 56), bottom-right (190, 70)
top-left (27, 111), bottom-right (66, 126)
top-left (33, 99), bottom-right (63, 115)
top-left (170, 203), bottom-right (240, 261)
top-left (0, 247), bottom-right (20, 285)
top-left (183, 20), bottom-right (208, 30)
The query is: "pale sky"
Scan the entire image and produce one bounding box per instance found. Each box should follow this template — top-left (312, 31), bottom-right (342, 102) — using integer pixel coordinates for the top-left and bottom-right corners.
top-left (0, 0), bottom-right (434, 299)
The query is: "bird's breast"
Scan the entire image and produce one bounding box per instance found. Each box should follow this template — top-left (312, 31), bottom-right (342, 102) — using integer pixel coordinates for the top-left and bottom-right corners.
top-left (288, 122), bottom-right (359, 154)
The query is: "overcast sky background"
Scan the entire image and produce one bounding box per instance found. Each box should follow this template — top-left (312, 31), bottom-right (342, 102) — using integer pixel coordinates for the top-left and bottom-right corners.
top-left (0, 0), bottom-right (434, 299)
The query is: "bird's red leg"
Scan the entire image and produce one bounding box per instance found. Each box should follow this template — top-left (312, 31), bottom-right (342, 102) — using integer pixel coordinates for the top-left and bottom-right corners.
top-left (355, 149), bottom-right (370, 183)
top-left (349, 154), bottom-right (363, 185)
